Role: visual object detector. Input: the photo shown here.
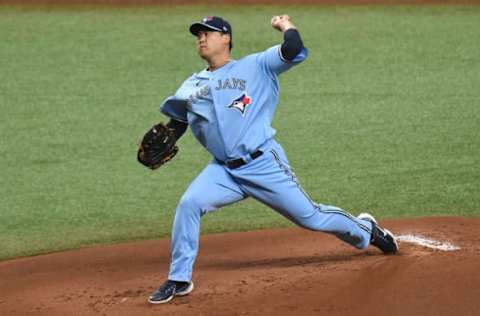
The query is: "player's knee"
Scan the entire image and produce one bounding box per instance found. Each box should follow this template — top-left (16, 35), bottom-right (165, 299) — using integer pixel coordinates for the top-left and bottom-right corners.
top-left (178, 193), bottom-right (200, 211)
top-left (177, 193), bottom-right (211, 216)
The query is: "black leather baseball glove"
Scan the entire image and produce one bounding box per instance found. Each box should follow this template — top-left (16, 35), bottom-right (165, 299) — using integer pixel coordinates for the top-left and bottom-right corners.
top-left (137, 123), bottom-right (178, 170)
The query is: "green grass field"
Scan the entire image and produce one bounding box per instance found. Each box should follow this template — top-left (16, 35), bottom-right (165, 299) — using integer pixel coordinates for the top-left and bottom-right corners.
top-left (0, 5), bottom-right (479, 260)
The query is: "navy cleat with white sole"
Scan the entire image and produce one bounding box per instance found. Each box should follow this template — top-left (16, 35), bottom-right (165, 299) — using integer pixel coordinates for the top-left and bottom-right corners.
top-left (358, 213), bottom-right (399, 254)
top-left (148, 280), bottom-right (194, 304)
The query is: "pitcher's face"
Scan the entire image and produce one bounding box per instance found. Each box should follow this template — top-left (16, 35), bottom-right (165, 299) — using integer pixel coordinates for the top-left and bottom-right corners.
top-left (196, 31), bottom-right (230, 59)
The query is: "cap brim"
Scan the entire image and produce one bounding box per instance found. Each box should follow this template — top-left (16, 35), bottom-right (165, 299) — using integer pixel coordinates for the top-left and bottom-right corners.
top-left (189, 22), bottom-right (223, 36)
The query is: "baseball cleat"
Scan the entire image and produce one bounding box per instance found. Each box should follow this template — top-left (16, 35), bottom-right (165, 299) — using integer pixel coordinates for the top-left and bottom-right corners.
top-left (148, 280), bottom-right (194, 304)
top-left (358, 213), bottom-right (399, 254)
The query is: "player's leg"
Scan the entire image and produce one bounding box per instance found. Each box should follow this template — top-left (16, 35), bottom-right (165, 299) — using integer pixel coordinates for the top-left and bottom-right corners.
top-left (232, 142), bottom-right (372, 250)
top-left (168, 161), bottom-right (246, 282)
top-left (149, 161), bottom-right (246, 304)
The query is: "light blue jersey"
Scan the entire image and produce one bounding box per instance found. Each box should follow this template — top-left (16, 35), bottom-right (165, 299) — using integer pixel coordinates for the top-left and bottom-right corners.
top-left (161, 45), bottom-right (307, 162)
top-left (159, 43), bottom-right (375, 283)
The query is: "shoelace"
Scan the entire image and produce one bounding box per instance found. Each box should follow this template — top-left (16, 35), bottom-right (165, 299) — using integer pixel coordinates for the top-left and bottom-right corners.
top-left (372, 226), bottom-right (388, 243)
top-left (159, 282), bottom-right (177, 293)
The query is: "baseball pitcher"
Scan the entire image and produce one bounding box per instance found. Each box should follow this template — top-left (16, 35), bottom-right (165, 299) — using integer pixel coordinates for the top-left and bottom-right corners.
top-left (138, 15), bottom-right (398, 304)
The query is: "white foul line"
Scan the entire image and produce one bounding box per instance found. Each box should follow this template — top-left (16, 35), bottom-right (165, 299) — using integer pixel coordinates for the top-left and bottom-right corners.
top-left (396, 234), bottom-right (461, 251)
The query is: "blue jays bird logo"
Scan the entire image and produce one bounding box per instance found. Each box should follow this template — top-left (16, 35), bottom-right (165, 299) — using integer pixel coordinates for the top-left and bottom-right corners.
top-left (228, 94), bottom-right (252, 116)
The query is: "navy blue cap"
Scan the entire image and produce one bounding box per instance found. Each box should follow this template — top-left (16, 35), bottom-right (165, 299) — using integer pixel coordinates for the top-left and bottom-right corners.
top-left (189, 16), bottom-right (233, 49)
top-left (189, 16), bottom-right (232, 36)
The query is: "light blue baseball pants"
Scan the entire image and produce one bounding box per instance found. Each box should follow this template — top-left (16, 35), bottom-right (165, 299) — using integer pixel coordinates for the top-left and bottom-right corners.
top-left (168, 140), bottom-right (373, 282)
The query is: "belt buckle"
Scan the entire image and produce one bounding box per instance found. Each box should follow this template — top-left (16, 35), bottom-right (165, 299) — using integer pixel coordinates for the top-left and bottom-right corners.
top-left (226, 158), bottom-right (244, 169)
top-left (225, 150), bottom-right (263, 169)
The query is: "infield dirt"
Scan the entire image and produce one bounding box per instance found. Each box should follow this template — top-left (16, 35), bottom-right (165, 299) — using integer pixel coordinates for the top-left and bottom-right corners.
top-left (1, 216), bottom-right (479, 315)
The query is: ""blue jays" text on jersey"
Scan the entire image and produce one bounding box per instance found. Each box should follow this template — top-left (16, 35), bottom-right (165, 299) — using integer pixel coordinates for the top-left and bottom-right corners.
top-left (160, 45), bottom-right (308, 162)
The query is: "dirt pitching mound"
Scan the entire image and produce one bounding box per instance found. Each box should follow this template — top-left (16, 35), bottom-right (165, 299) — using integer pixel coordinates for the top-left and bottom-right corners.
top-left (1, 216), bottom-right (479, 315)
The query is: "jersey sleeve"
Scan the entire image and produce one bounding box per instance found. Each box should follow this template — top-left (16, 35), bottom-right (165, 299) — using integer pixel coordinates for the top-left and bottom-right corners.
top-left (256, 44), bottom-right (308, 78)
top-left (160, 96), bottom-right (189, 123)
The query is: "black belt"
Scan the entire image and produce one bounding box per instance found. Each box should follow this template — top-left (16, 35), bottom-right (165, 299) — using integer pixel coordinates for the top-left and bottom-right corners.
top-left (224, 150), bottom-right (263, 169)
